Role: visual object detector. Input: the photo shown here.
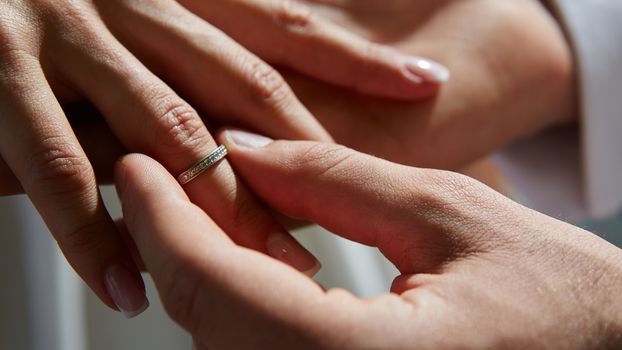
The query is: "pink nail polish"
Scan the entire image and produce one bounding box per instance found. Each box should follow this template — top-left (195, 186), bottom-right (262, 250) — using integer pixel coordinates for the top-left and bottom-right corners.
top-left (266, 232), bottom-right (321, 277)
top-left (403, 56), bottom-right (451, 84)
top-left (105, 265), bottom-right (149, 318)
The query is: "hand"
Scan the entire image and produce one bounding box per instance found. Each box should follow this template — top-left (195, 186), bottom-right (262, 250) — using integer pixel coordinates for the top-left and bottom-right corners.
top-left (1, 0), bottom-right (447, 315)
top-left (284, 0), bottom-right (576, 169)
top-left (116, 129), bottom-right (622, 349)
top-left (2, 1), bottom-right (567, 193)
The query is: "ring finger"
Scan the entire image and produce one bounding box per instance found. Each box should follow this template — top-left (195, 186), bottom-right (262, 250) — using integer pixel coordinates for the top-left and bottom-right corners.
top-left (55, 25), bottom-right (320, 275)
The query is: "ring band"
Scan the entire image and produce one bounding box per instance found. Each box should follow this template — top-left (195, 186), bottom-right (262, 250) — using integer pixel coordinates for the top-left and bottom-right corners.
top-left (177, 145), bottom-right (228, 185)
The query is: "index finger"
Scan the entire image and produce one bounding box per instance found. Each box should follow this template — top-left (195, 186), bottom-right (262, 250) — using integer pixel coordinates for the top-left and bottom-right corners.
top-left (117, 153), bottom-right (429, 349)
top-left (115, 154), bottom-right (327, 348)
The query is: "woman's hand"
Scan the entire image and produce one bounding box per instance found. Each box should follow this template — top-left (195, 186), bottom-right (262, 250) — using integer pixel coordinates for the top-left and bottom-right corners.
top-left (115, 130), bottom-right (622, 349)
top-left (2, 0), bottom-right (447, 315)
top-left (285, 0), bottom-right (576, 169)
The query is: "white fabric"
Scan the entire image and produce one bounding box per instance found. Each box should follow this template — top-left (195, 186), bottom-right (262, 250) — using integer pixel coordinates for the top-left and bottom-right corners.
top-left (497, 0), bottom-right (622, 220)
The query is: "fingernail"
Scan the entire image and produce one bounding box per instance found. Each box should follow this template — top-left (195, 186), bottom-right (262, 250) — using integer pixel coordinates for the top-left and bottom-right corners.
top-left (224, 130), bottom-right (274, 149)
top-left (105, 265), bottom-right (149, 318)
top-left (403, 56), bottom-right (450, 84)
top-left (266, 232), bottom-right (321, 277)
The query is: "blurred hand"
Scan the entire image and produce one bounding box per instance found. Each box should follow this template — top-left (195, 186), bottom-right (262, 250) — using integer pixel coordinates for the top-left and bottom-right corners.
top-left (115, 130), bottom-right (622, 349)
top-left (285, 0), bottom-right (576, 169)
top-left (1, 0), bottom-right (447, 315)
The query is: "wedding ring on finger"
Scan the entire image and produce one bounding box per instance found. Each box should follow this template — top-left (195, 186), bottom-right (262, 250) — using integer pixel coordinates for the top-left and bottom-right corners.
top-left (177, 145), bottom-right (228, 185)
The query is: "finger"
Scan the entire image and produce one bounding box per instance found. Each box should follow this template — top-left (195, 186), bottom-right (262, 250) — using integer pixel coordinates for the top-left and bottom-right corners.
top-left (54, 25), bottom-right (319, 274)
top-left (180, 0), bottom-right (449, 100)
top-left (116, 154), bottom-right (402, 349)
top-left (115, 154), bottom-right (322, 347)
top-left (219, 129), bottom-right (475, 273)
top-left (0, 106), bottom-right (126, 195)
top-left (0, 53), bottom-right (147, 315)
top-left (94, 0), bottom-right (331, 142)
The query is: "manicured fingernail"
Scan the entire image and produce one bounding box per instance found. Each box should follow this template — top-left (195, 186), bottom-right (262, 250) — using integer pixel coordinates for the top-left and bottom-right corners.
top-left (403, 56), bottom-right (450, 84)
top-left (105, 265), bottom-right (149, 318)
top-left (266, 232), bottom-right (321, 277)
top-left (224, 130), bottom-right (274, 149)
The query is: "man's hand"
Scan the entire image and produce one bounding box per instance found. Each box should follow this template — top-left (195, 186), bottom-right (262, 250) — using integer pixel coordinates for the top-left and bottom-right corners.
top-left (115, 129), bottom-right (622, 349)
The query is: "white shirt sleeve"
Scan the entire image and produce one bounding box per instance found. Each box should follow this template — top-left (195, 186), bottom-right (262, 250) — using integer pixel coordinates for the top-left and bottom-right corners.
top-left (495, 0), bottom-right (622, 221)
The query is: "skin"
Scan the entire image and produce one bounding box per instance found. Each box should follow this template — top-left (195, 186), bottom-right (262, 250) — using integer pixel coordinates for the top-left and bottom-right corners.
top-left (0, 0), bottom-right (576, 186)
top-left (287, 0), bottom-right (576, 169)
top-left (115, 131), bottom-right (622, 349)
top-left (0, 0), bottom-right (576, 316)
top-left (0, 0), bottom-right (444, 313)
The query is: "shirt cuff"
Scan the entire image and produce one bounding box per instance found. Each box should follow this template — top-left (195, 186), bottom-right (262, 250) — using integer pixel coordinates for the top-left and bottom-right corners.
top-left (497, 1), bottom-right (622, 220)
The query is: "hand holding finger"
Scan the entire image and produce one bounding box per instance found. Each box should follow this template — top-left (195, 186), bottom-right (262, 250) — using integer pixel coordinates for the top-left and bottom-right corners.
top-left (219, 131), bottom-right (622, 348)
top-left (115, 154), bottom-right (334, 349)
top-left (117, 134), bottom-right (622, 349)
top-left (219, 129), bottom-right (486, 272)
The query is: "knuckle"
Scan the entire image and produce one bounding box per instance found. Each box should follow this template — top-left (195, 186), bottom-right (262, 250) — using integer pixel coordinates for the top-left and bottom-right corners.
top-left (57, 218), bottom-right (109, 258)
top-left (271, 0), bottom-right (316, 34)
top-left (245, 59), bottom-right (291, 108)
top-left (38, 0), bottom-right (93, 27)
top-left (24, 138), bottom-right (95, 196)
top-left (152, 99), bottom-right (210, 158)
top-left (416, 170), bottom-right (501, 233)
top-left (0, 48), bottom-right (37, 83)
top-left (416, 171), bottom-right (512, 261)
top-left (0, 12), bottom-right (38, 76)
top-left (298, 143), bottom-right (357, 179)
top-left (293, 143), bottom-right (359, 215)
top-left (435, 172), bottom-right (491, 207)
top-left (36, 0), bottom-right (110, 57)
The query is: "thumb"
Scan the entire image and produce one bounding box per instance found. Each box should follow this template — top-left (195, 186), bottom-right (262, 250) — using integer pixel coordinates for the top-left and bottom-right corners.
top-left (219, 129), bottom-right (464, 273)
top-left (114, 153), bottom-right (331, 348)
